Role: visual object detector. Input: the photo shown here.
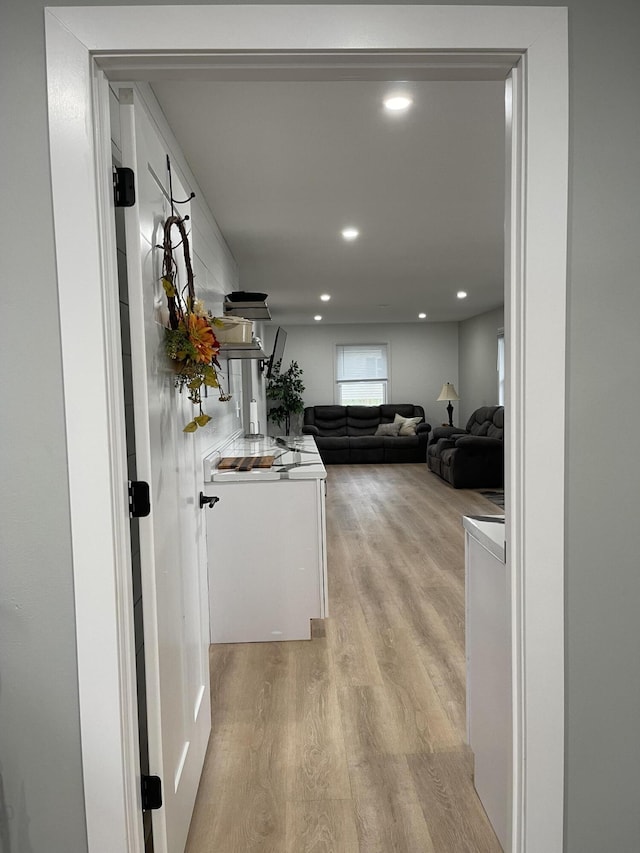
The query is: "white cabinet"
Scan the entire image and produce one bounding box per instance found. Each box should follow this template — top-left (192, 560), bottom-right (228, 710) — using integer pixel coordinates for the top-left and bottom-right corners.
top-left (204, 437), bottom-right (327, 643)
top-left (464, 515), bottom-right (510, 852)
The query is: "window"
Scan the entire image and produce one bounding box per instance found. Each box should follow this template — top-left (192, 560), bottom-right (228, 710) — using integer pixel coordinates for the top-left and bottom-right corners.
top-left (336, 343), bottom-right (388, 406)
top-left (497, 330), bottom-right (505, 406)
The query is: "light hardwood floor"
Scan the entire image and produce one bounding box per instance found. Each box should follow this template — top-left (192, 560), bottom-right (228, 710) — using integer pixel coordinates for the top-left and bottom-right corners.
top-left (185, 464), bottom-right (504, 853)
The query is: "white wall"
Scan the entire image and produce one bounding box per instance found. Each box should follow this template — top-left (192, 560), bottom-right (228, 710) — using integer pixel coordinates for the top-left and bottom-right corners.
top-left (130, 83), bottom-right (244, 454)
top-left (458, 306), bottom-right (504, 425)
top-left (190, 217), bottom-right (244, 452)
top-left (113, 82), bottom-right (244, 455)
top-left (241, 320), bottom-right (269, 437)
top-left (124, 83), bottom-right (244, 457)
top-left (111, 83), bottom-right (244, 453)
top-left (265, 321), bottom-right (458, 430)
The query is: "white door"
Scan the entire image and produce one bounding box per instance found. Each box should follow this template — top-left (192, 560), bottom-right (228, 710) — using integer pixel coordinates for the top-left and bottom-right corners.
top-left (119, 91), bottom-right (211, 853)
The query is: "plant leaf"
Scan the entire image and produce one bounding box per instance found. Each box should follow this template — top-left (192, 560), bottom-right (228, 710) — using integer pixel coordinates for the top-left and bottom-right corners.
top-left (203, 366), bottom-right (219, 387)
top-left (194, 413), bottom-right (212, 427)
top-left (162, 277), bottom-right (176, 297)
top-left (183, 420), bottom-right (198, 433)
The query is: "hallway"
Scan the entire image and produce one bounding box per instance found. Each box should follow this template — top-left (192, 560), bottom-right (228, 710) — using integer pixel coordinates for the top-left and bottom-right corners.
top-left (185, 464), bottom-right (503, 852)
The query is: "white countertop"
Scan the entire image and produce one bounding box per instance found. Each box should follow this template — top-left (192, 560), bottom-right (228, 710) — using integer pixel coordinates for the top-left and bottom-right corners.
top-left (204, 435), bottom-right (326, 482)
top-left (463, 514), bottom-right (506, 562)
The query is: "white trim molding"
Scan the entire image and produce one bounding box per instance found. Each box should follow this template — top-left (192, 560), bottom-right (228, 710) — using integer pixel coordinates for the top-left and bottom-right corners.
top-left (45, 7), bottom-right (568, 853)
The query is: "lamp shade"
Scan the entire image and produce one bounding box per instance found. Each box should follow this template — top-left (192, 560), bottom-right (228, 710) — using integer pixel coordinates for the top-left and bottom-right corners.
top-left (437, 382), bottom-right (460, 402)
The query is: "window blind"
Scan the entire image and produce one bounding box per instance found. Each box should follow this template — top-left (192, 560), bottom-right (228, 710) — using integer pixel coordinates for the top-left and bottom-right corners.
top-left (336, 344), bottom-right (388, 381)
top-left (338, 381), bottom-right (387, 406)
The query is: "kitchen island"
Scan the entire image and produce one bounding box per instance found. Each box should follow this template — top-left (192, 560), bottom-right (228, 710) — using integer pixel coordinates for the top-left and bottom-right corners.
top-left (203, 436), bottom-right (327, 643)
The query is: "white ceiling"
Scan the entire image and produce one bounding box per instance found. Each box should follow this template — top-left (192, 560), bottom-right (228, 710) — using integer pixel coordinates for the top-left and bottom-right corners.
top-left (151, 79), bottom-right (505, 325)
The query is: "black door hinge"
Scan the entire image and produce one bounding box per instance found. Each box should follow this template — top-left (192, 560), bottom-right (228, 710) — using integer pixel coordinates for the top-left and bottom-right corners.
top-left (113, 166), bottom-right (136, 207)
top-left (141, 775), bottom-right (162, 811)
top-left (129, 481), bottom-right (150, 518)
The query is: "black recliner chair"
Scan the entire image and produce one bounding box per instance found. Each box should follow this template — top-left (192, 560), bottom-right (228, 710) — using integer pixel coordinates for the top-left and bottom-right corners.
top-left (427, 405), bottom-right (504, 488)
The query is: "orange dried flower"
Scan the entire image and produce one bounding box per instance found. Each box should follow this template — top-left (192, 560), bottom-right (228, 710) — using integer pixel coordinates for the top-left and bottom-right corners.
top-left (184, 314), bottom-right (218, 364)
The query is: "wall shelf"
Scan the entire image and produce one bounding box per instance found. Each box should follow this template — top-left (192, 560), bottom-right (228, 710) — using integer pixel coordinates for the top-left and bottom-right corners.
top-left (219, 342), bottom-right (267, 360)
top-left (223, 299), bottom-right (271, 320)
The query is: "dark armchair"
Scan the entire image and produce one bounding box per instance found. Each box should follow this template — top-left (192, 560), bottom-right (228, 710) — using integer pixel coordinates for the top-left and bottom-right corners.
top-left (427, 405), bottom-right (504, 488)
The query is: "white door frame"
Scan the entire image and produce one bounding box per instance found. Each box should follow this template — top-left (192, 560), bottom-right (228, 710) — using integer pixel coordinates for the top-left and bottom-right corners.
top-left (45, 6), bottom-right (568, 853)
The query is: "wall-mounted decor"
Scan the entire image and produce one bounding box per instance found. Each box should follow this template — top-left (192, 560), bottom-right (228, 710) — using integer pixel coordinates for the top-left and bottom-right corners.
top-left (162, 214), bottom-right (231, 432)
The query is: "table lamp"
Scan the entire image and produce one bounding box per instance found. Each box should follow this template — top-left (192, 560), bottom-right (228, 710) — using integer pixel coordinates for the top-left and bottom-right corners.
top-left (437, 382), bottom-right (460, 427)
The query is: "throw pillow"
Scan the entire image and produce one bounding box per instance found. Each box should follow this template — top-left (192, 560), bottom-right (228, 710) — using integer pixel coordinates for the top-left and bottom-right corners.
top-left (393, 413), bottom-right (422, 436)
top-left (375, 422), bottom-right (401, 437)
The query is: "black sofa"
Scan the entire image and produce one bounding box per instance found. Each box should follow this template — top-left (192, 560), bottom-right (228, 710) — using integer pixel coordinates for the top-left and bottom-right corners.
top-left (427, 405), bottom-right (504, 488)
top-left (302, 404), bottom-right (431, 464)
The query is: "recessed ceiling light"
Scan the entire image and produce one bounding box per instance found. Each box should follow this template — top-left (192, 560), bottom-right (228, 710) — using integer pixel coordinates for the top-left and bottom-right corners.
top-left (457, 291), bottom-right (468, 299)
top-left (320, 294), bottom-right (331, 302)
top-left (384, 95), bottom-right (413, 112)
top-left (314, 315), bottom-right (322, 321)
top-left (418, 312), bottom-right (427, 319)
top-left (341, 227), bottom-right (359, 241)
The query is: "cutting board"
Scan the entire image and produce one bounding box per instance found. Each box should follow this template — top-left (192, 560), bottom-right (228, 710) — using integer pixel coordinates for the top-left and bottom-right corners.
top-left (218, 455), bottom-right (276, 472)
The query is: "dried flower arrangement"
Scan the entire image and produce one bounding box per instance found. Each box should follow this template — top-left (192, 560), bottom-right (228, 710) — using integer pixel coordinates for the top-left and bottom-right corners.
top-left (161, 214), bottom-right (231, 432)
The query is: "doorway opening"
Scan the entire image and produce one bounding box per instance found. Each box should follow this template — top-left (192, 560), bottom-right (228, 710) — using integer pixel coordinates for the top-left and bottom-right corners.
top-left (45, 7), bottom-right (568, 853)
top-left (118, 72), bottom-right (508, 851)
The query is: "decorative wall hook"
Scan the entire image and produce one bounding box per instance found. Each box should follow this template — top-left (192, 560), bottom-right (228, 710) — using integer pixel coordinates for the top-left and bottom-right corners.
top-left (166, 154), bottom-right (196, 217)
top-left (172, 192), bottom-right (196, 207)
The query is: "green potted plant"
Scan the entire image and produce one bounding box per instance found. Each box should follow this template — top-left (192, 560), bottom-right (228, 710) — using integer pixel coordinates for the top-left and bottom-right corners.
top-left (266, 360), bottom-right (305, 435)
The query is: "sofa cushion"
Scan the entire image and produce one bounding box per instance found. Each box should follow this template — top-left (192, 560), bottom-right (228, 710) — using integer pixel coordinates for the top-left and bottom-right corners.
top-left (309, 405), bottom-right (348, 436)
top-left (440, 447), bottom-right (456, 467)
top-left (315, 436), bottom-right (349, 450)
top-left (349, 436), bottom-right (384, 449)
top-left (487, 406), bottom-right (504, 439)
top-left (394, 413), bottom-right (422, 435)
top-left (465, 405), bottom-right (500, 431)
top-left (428, 439), bottom-right (454, 459)
top-left (347, 406), bottom-right (381, 435)
top-left (430, 425), bottom-right (468, 442)
top-left (469, 420), bottom-right (490, 436)
top-left (384, 434), bottom-right (423, 463)
top-left (347, 435), bottom-right (385, 463)
top-left (375, 422), bottom-right (401, 437)
top-left (380, 403), bottom-right (419, 423)
top-left (455, 435), bottom-right (503, 450)
top-left (315, 439), bottom-right (351, 464)
top-left (383, 435), bottom-right (420, 449)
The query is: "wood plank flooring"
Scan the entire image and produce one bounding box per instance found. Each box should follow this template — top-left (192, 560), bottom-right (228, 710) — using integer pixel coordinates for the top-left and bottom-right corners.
top-left (185, 464), bottom-right (503, 853)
